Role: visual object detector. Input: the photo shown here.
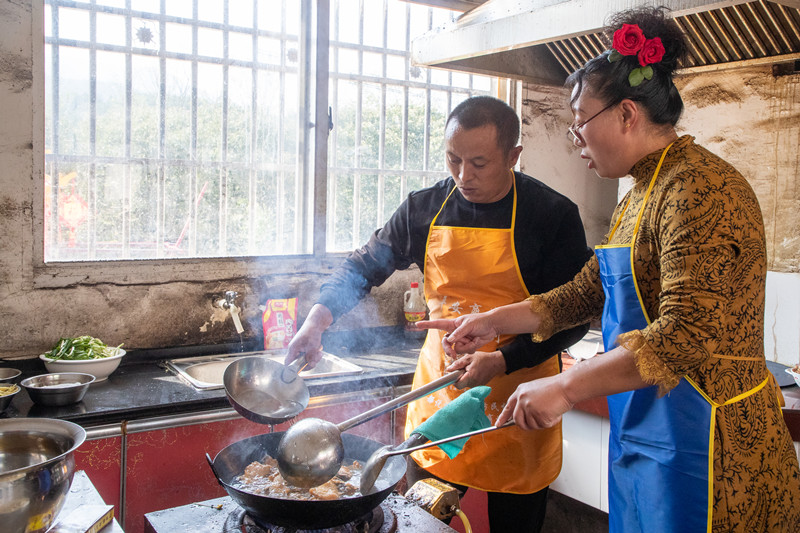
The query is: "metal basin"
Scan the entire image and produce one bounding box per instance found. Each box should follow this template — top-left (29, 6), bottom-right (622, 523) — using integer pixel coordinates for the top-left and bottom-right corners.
top-left (166, 350), bottom-right (362, 390)
top-left (0, 418), bottom-right (86, 533)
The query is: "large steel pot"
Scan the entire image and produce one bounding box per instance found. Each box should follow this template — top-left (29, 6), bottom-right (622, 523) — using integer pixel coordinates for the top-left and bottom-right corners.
top-left (0, 418), bottom-right (86, 533)
top-left (208, 431), bottom-right (406, 529)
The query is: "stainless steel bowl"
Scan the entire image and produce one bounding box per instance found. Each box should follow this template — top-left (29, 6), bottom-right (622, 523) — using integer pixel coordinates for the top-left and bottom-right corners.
top-left (0, 418), bottom-right (86, 533)
top-left (0, 367), bottom-right (21, 384)
top-left (20, 373), bottom-right (95, 407)
top-left (0, 384), bottom-right (20, 414)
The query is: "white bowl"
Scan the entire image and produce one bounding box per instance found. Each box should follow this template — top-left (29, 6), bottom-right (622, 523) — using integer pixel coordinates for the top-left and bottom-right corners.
top-left (39, 349), bottom-right (125, 382)
top-left (786, 368), bottom-right (800, 387)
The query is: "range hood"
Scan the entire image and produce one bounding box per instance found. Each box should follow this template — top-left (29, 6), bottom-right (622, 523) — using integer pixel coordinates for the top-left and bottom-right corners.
top-left (411, 0), bottom-right (800, 85)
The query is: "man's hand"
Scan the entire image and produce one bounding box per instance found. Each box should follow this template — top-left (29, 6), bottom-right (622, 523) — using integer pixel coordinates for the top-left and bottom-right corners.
top-left (445, 351), bottom-right (507, 389)
top-left (285, 304), bottom-right (333, 368)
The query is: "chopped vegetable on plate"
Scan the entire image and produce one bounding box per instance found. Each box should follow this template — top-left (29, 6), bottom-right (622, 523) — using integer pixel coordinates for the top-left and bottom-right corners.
top-left (43, 336), bottom-right (123, 361)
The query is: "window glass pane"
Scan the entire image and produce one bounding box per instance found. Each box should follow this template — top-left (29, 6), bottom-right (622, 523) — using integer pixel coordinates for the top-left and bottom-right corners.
top-left (386, 55), bottom-right (406, 80)
top-left (386, 3), bottom-right (407, 51)
top-left (228, 66), bottom-right (252, 162)
top-left (229, 0), bottom-right (253, 28)
top-left (429, 90), bottom-right (449, 172)
top-left (326, 0), bottom-right (498, 253)
top-left (44, 0), bottom-right (312, 261)
top-left (164, 58), bottom-right (191, 160)
top-left (58, 48), bottom-right (91, 156)
top-left (96, 13), bottom-right (126, 47)
top-left (335, 0), bottom-right (360, 45)
top-left (229, 32), bottom-right (253, 62)
top-left (197, 63), bottom-right (223, 162)
top-left (363, 1), bottom-right (383, 48)
top-left (95, 51), bottom-right (126, 158)
top-left (337, 48), bottom-right (358, 75)
top-left (130, 55), bottom-right (159, 160)
top-left (363, 52), bottom-right (382, 78)
top-left (430, 69), bottom-right (450, 86)
top-left (360, 83), bottom-right (381, 169)
top-left (198, 0), bottom-right (223, 24)
top-left (166, 23), bottom-right (193, 55)
top-left (165, 0), bottom-right (193, 19)
top-left (257, 37), bottom-right (282, 65)
top-left (57, 8), bottom-right (89, 42)
top-left (451, 71), bottom-right (471, 89)
top-left (406, 88), bottom-right (426, 172)
top-left (198, 28), bottom-right (223, 58)
top-left (384, 86), bottom-right (404, 171)
top-left (131, 0), bottom-right (160, 15)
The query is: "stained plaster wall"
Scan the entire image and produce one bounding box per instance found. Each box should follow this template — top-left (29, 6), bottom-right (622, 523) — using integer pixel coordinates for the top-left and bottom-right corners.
top-left (520, 66), bottom-right (800, 366)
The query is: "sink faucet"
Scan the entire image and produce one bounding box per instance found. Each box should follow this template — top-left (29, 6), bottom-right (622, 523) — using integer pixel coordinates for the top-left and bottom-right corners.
top-left (217, 291), bottom-right (245, 334)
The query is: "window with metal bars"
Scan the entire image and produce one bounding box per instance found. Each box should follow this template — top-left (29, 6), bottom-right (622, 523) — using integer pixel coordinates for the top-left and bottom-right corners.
top-left (43, 0), bottom-right (495, 261)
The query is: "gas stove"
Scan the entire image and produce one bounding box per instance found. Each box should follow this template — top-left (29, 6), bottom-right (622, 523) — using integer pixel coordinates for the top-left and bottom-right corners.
top-left (144, 492), bottom-right (457, 533)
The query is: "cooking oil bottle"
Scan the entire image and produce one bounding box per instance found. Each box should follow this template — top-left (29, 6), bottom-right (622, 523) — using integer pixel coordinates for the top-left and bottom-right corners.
top-left (404, 282), bottom-right (427, 338)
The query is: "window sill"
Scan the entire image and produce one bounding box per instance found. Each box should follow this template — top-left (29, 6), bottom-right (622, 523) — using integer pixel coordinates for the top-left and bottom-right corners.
top-left (32, 254), bottom-right (349, 289)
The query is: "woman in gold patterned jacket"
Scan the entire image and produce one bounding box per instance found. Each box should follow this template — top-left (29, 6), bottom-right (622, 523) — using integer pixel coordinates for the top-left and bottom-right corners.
top-left (419, 7), bottom-right (800, 533)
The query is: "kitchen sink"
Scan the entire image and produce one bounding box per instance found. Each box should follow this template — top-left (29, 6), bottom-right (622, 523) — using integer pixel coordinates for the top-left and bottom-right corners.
top-left (165, 350), bottom-right (363, 390)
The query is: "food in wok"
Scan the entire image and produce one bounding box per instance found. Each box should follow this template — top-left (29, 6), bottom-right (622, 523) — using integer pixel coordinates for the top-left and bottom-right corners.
top-left (234, 456), bottom-right (364, 501)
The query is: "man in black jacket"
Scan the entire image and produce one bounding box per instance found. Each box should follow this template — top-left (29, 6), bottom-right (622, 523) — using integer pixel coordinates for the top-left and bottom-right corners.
top-left (287, 96), bottom-right (591, 532)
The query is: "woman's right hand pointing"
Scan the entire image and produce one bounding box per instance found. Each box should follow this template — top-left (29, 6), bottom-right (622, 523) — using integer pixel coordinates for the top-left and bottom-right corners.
top-left (416, 314), bottom-right (501, 358)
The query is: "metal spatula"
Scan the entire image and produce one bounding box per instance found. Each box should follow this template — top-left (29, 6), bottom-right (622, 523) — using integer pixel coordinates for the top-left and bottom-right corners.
top-left (359, 421), bottom-right (515, 495)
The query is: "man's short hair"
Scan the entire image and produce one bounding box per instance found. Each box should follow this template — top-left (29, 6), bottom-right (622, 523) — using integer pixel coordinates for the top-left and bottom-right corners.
top-left (446, 96), bottom-right (520, 154)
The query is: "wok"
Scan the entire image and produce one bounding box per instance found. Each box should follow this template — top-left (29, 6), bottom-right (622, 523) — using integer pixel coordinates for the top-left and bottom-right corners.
top-left (207, 431), bottom-right (406, 529)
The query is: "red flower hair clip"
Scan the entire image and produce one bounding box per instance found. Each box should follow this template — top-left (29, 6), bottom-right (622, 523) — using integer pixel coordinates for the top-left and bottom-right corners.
top-left (608, 23), bottom-right (665, 87)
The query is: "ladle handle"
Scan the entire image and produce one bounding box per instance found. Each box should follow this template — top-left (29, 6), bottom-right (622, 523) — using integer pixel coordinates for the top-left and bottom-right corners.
top-left (336, 370), bottom-right (463, 432)
top-left (388, 421), bottom-right (515, 457)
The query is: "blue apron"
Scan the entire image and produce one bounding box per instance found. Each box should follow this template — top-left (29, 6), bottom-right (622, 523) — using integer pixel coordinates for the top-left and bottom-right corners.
top-left (595, 143), bottom-right (769, 533)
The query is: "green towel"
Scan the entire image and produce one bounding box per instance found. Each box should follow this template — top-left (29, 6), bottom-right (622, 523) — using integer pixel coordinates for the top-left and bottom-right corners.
top-left (411, 386), bottom-right (492, 459)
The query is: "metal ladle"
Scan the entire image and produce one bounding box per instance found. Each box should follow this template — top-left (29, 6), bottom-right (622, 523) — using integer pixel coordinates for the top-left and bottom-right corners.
top-left (276, 370), bottom-right (463, 488)
top-left (359, 420), bottom-right (515, 495)
top-left (223, 355), bottom-right (310, 425)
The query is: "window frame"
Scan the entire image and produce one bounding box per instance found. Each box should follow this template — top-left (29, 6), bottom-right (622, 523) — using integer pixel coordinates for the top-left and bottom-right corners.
top-left (30, 0), bottom-right (492, 288)
top-left (32, 0), bottom-right (336, 288)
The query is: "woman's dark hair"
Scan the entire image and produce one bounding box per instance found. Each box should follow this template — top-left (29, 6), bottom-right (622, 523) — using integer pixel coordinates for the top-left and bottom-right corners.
top-left (446, 96), bottom-right (520, 154)
top-left (566, 6), bottom-right (687, 126)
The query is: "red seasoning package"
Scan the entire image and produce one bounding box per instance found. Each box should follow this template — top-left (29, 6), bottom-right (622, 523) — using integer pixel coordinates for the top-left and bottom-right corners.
top-left (262, 298), bottom-right (298, 350)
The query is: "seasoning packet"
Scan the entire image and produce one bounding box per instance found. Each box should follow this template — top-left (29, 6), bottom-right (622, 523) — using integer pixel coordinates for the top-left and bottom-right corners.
top-left (262, 298), bottom-right (297, 350)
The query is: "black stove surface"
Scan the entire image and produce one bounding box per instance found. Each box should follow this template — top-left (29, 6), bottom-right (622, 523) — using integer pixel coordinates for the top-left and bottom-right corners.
top-left (144, 493), bottom-right (457, 533)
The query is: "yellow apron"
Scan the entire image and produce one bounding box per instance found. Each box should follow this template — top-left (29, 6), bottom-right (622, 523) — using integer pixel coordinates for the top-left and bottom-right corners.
top-left (404, 175), bottom-right (562, 494)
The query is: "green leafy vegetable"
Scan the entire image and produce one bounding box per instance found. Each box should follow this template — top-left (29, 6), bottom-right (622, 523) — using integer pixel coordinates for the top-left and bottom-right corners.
top-left (43, 336), bottom-right (123, 361)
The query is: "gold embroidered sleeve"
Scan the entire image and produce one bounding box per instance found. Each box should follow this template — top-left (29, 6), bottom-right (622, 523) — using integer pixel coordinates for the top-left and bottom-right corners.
top-left (618, 330), bottom-right (681, 394)
top-left (526, 255), bottom-right (604, 342)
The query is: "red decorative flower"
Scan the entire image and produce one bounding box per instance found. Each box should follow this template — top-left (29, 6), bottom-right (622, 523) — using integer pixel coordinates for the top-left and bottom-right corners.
top-left (637, 37), bottom-right (665, 66)
top-left (612, 24), bottom-right (646, 55)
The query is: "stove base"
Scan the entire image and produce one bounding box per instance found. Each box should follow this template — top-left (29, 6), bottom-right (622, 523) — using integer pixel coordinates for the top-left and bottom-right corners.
top-left (144, 493), bottom-right (456, 533)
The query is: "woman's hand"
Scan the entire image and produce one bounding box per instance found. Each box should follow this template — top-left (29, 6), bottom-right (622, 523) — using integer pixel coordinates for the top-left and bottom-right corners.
top-left (416, 314), bottom-right (501, 358)
top-left (445, 351), bottom-right (507, 389)
top-left (495, 375), bottom-right (574, 430)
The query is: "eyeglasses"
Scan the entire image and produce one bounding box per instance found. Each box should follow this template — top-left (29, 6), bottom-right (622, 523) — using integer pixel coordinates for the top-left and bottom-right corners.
top-left (566, 101), bottom-right (617, 144)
